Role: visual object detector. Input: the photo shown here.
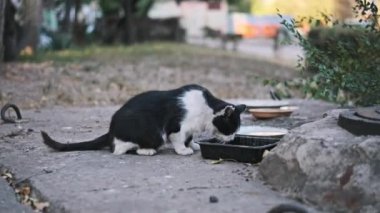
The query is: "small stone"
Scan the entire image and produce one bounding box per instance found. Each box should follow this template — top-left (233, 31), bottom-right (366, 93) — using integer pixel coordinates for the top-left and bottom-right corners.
top-left (209, 195), bottom-right (218, 203)
top-left (43, 169), bottom-right (53, 174)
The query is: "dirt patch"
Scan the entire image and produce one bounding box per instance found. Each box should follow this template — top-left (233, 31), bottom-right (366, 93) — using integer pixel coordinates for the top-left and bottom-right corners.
top-left (0, 43), bottom-right (300, 109)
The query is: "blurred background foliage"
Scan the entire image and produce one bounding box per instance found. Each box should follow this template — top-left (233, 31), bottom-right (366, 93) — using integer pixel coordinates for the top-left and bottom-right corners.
top-left (275, 0), bottom-right (380, 106)
top-left (1, 0), bottom-right (379, 106)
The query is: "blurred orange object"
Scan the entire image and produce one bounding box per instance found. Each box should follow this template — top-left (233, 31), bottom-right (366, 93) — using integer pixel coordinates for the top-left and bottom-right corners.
top-left (20, 46), bottom-right (34, 56)
top-left (263, 25), bottom-right (279, 38)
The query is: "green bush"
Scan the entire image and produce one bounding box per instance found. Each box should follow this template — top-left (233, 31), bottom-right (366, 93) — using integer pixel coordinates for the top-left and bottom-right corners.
top-left (280, 0), bottom-right (380, 106)
top-left (98, 0), bottom-right (121, 15)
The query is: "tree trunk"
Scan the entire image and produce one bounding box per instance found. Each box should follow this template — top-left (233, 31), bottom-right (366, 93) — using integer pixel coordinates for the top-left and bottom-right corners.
top-left (0, 0), bottom-right (5, 74)
top-left (3, 0), bottom-right (18, 61)
top-left (73, 0), bottom-right (80, 27)
top-left (73, 0), bottom-right (85, 44)
top-left (123, 0), bottom-right (136, 44)
top-left (0, 0), bottom-right (6, 63)
top-left (19, 0), bottom-right (42, 53)
top-left (62, 0), bottom-right (73, 33)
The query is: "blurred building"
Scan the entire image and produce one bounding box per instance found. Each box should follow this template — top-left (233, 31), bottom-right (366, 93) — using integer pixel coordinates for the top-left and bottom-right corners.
top-left (139, 0), bottom-right (229, 38)
top-left (250, 0), bottom-right (353, 19)
top-left (231, 0), bottom-right (361, 39)
top-left (179, 0), bottom-right (229, 37)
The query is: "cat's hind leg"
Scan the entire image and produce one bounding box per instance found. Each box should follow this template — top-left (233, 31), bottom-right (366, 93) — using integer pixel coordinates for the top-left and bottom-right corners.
top-left (113, 138), bottom-right (139, 155)
top-left (134, 129), bottom-right (163, 156)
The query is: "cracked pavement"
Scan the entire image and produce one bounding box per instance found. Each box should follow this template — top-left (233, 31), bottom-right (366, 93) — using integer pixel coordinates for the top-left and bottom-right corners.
top-left (0, 102), bottom-right (331, 213)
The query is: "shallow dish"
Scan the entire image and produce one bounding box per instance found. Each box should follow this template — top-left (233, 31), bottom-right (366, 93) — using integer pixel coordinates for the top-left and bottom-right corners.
top-left (249, 106), bottom-right (299, 119)
top-left (228, 99), bottom-right (290, 109)
top-left (197, 135), bottom-right (280, 163)
top-left (237, 125), bottom-right (288, 138)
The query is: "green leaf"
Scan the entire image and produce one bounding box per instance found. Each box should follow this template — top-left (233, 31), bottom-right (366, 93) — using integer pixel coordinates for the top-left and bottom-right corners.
top-left (211, 159), bottom-right (224, 164)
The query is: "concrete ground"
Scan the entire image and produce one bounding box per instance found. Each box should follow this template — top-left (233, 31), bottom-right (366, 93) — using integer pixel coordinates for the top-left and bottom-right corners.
top-left (0, 101), bottom-right (330, 213)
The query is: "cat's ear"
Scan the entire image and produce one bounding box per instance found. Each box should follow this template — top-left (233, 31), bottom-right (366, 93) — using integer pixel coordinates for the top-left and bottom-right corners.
top-left (235, 104), bottom-right (247, 114)
top-left (224, 106), bottom-right (234, 117)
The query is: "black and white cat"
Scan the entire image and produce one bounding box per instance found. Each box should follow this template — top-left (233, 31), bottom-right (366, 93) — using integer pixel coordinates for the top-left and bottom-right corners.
top-left (41, 84), bottom-right (246, 156)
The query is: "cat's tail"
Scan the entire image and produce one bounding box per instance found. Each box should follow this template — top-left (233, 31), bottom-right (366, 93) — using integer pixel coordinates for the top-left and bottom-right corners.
top-left (267, 203), bottom-right (308, 213)
top-left (41, 131), bottom-right (111, 151)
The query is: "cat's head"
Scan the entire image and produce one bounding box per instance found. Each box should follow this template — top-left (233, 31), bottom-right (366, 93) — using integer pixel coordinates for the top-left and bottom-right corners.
top-left (211, 104), bottom-right (246, 142)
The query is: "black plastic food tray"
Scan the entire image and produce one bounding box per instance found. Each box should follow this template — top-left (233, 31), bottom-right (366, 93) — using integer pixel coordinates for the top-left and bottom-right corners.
top-left (197, 135), bottom-right (280, 163)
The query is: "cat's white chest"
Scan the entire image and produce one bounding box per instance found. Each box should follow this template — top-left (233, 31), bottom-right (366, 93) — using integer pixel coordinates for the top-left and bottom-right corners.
top-left (180, 90), bottom-right (214, 133)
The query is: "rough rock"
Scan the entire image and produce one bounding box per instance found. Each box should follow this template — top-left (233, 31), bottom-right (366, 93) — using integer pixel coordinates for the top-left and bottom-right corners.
top-left (259, 109), bottom-right (380, 213)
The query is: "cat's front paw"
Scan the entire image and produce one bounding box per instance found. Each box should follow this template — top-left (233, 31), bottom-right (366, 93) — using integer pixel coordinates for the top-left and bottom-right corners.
top-left (175, 147), bottom-right (194, 155)
top-left (189, 141), bottom-right (200, 151)
top-left (136, 149), bottom-right (157, 156)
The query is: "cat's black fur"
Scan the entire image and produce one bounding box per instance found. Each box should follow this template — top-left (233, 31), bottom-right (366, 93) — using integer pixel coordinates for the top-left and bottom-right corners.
top-left (41, 84), bottom-right (246, 155)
